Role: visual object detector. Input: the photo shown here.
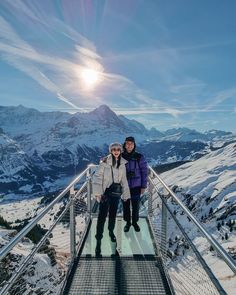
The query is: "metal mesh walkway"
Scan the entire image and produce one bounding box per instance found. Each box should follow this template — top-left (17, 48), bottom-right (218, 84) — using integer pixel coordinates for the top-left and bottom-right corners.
top-left (64, 255), bottom-right (171, 295)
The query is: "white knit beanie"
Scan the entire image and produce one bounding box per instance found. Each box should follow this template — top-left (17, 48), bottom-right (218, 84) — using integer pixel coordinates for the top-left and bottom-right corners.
top-left (109, 142), bottom-right (123, 153)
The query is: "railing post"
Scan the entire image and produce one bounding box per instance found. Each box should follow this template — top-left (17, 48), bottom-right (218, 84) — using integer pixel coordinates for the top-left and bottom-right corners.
top-left (161, 200), bottom-right (167, 263)
top-left (70, 186), bottom-right (76, 262)
top-left (86, 166), bottom-right (92, 216)
top-left (148, 168), bottom-right (153, 217)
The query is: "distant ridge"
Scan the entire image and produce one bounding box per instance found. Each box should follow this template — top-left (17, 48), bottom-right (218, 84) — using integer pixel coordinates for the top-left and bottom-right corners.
top-left (0, 104), bottom-right (235, 200)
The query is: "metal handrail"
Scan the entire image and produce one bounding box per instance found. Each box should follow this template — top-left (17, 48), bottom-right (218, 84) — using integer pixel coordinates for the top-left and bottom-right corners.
top-left (149, 166), bottom-right (236, 274)
top-left (1, 162), bottom-right (235, 295)
top-left (0, 201), bottom-right (72, 295)
top-left (0, 166), bottom-right (91, 261)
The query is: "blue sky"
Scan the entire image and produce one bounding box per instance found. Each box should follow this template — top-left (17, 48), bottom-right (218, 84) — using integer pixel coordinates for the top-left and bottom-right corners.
top-left (0, 0), bottom-right (236, 132)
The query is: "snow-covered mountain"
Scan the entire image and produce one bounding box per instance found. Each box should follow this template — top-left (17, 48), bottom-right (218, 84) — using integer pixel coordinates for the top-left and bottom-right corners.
top-left (160, 127), bottom-right (235, 144)
top-left (0, 104), bottom-right (235, 200)
top-left (0, 105), bottom-right (70, 139)
top-left (0, 131), bottom-right (47, 197)
top-left (1, 105), bottom-right (234, 150)
top-left (160, 142), bottom-right (236, 222)
top-left (0, 105), bottom-right (148, 152)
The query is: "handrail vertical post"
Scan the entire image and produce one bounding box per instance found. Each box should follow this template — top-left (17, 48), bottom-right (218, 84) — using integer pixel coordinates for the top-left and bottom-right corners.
top-left (148, 168), bottom-right (153, 217)
top-left (161, 199), bottom-right (167, 263)
top-left (86, 167), bottom-right (92, 216)
top-left (70, 186), bottom-right (76, 262)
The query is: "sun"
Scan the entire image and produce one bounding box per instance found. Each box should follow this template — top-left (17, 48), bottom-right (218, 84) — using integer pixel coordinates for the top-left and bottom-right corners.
top-left (80, 68), bottom-right (100, 89)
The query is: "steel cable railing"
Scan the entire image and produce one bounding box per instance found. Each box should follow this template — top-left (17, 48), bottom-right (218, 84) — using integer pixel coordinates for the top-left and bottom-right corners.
top-left (0, 163), bottom-right (235, 295)
top-left (0, 166), bottom-right (95, 295)
top-left (148, 167), bottom-right (236, 295)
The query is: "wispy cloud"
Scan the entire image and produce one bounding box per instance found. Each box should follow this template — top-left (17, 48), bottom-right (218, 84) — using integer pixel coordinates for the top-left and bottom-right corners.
top-left (169, 81), bottom-right (206, 95)
top-left (104, 39), bottom-right (236, 63)
top-left (0, 3), bottom-right (172, 113)
top-left (1, 0), bottom-right (235, 125)
top-left (113, 106), bottom-right (234, 116)
top-left (206, 87), bottom-right (236, 110)
top-left (0, 16), bottom-right (83, 109)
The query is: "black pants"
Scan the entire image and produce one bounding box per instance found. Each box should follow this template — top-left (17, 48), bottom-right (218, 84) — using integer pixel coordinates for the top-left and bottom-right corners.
top-left (95, 196), bottom-right (120, 240)
top-left (123, 198), bottom-right (140, 224)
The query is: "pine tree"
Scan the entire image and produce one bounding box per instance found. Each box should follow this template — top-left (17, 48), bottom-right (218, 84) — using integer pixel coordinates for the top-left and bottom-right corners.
top-left (227, 219), bottom-right (232, 227)
top-left (0, 215), bottom-right (11, 229)
top-left (168, 238), bottom-right (173, 247)
top-left (174, 247), bottom-right (179, 256)
top-left (210, 245), bottom-right (214, 251)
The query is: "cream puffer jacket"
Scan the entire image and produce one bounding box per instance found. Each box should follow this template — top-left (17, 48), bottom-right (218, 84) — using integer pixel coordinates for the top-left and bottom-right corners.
top-left (92, 154), bottom-right (131, 201)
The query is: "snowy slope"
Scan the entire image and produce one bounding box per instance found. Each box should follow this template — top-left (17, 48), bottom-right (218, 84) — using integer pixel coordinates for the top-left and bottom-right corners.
top-left (0, 105), bottom-right (70, 137)
top-left (160, 142), bottom-right (236, 220)
top-left (161, 127), bottom-right (235, 144)
top-left (0, 132), bottom-right (28, 178)
top-left (0, 227), bottom-right (65, 295)
top-left (0, 196), bottom-right (84, 294)
top-left (0, 131), bottom-right (48, 197)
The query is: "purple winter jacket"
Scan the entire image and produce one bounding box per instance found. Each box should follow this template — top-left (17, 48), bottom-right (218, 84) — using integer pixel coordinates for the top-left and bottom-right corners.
top-left (122, 151), bottom-right (148, 197)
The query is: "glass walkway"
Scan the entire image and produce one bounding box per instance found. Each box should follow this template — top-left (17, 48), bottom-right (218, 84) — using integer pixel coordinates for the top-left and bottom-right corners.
top-left (82, 217), bottom-right (155, 256)
top-left (63, 217), bottom-right (172, 294)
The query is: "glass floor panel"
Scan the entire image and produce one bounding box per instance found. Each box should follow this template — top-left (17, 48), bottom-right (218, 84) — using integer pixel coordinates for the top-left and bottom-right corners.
top-left (81, 217), bottom-right (156, 256)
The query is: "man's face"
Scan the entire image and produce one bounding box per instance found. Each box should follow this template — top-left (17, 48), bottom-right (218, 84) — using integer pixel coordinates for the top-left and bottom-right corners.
top-left (125, 141), bottom-right (134, 153)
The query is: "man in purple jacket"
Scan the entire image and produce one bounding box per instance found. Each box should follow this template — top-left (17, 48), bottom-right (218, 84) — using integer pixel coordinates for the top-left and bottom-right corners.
top-left (122, 136), bottom-right (148, 232)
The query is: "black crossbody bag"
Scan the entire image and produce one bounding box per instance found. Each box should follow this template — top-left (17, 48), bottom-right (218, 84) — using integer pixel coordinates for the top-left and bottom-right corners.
top-left (104, 167), bottom-right (122, 198)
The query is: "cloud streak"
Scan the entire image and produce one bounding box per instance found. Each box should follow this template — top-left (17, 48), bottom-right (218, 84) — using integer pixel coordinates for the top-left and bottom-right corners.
top-left (0, 16), bottom-right (83, 109)
top-left (0, 0), bottom-right (180, 115)
top-left (206, 87), bottom-right (236, 110)
top-left (0, 9), bottom-right (164, 112)
top-left (113, 107), bottom-right (234, 116)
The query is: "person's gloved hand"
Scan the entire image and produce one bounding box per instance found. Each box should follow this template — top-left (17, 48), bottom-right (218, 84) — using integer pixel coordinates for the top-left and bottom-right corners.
top-left (123, 196), bottom-right (130, 202)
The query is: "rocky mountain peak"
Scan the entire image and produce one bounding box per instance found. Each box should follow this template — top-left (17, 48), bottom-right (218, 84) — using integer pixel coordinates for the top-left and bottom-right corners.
top-left (90, 104), bottom-right (116, 118)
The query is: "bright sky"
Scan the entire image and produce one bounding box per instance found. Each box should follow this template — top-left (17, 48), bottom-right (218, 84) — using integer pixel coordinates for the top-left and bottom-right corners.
top-left (0, 0), bottom-right (236, 132)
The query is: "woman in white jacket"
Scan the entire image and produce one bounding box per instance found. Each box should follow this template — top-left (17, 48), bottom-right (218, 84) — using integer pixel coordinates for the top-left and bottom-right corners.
top-left (93, 142), bottom-right (130, 255)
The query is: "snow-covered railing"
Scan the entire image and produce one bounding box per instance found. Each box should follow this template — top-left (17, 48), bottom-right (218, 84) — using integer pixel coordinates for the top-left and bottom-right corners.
top-left (0, 165), bottom-right (95, 295)
top-left (148, 166), bottom-right (236, 295)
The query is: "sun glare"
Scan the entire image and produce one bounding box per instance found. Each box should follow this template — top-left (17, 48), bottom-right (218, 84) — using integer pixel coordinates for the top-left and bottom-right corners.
top-left (80, 68), bottom-right (100, 89)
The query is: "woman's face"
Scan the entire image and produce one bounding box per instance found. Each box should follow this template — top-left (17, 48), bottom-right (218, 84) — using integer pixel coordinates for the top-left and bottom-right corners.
top-left (111, 148), bottom-right (121, 159)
